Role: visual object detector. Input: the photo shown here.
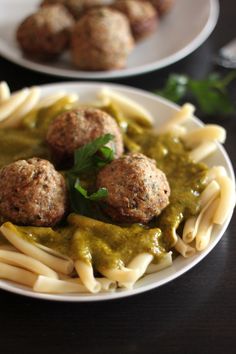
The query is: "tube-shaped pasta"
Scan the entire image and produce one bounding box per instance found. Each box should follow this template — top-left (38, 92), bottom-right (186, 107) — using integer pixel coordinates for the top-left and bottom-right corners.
top-left (175, 236), bottom-right (196, 257)
top-left (67, 277), bottom-right (117, 292)
top-left (213, 176), bottom-right (236, 225)
top-left (182, 125), bottom-right (226, 147)
top-left (146, 252), bottom-right (173, 274)
top-left (0, 223), bottom-right (74, 275)
top-left (36, 91), bottom-right (66, 109)
top-left (119, 253), bottom-right (153, 289)
top-left (98, 87), bottom-right (153, 126)
top-left (199, 180), bottom-right (220, 208)
top-left (0, 88), bottom-right (29, 122)
top-left (74, 260), bottom-right (101, 293)
top-left (0, 250), bottom-right (58, 279)
top-left (189, 142), bottom-right (217, 162)
top-left (205, 166), bottom-right (227, 184)
top-left (196, 198), bottom-right (220, 251)
top-left (182, 217), bottom-right (197, 244)
top-left (158, 103), bottom-right (195, 133)
top-left (0, 81), bottom-right (10, 103)
top-left (33, 276), bottom-right (88, 294)
top-left (0, 87), bottom-right (41, 128)
top-left (183, 184), bottom-right (220, 244)
top-left (0, 261), bottom-right (37, 287)
top-left (99, 266), bottom-right (140, 283)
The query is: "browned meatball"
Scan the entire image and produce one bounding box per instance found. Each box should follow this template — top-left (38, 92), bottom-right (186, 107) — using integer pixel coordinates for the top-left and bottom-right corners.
top-left (113, 0), bottom-right (158, 40)
top-left (41, 0), bottom-right (104, 19)
top-left (142, 0), bottom-right (174, 16)
top-left (46, 108), bottom-right (124, 166)
top-left (97, 153), bottom-right (170, 223)
top-left (71, 7), bottom-right (134, 71)
top-left (0, 158), bottom-right (68, 226)
top-left (16, 4), bottom-right (74, 60)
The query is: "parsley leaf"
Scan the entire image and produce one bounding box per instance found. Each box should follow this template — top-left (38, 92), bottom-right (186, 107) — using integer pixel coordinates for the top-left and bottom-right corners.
top-left (75, 179), bottom-right (108, 201)
top-left (157, 72), bottom-right (236, 115)
top-left (66, 134), bottom-right (114, 216)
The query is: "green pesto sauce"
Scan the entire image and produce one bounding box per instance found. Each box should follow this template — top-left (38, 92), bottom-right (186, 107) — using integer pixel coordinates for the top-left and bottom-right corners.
top-left (133, 132), bottom-right (207, 248)
top-left (0, 102), bottom-right (208, 270)
top-left (10, 217), bottom-right (164, 270)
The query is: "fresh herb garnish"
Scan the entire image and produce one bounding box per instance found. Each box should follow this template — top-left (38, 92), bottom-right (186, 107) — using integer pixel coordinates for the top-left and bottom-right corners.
top-left (156, 72), bottom-right (236, 115)
top-left (66, 134), bottom-right (114, 216)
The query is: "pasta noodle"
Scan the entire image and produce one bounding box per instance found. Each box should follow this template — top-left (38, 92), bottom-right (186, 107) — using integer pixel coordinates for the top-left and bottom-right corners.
top-left (0, 261), bottom-right (37, 287)
top-left (213, 176), bottom-right (236, 225)
top-left (119, 253), bottom-right (153, 289)
top-left (0, 223), bottom-right (74, 275)
top-left (0, 87), bottom-right (41, 128)
top-left (75, 260), bottom-right (101, 293)
top-left (0, 88), bottom-right (29, 122)
top-left (33, 276), bottom-right (88, 294)
top-left (158, 103), bottom-right (195, 133)
top-left (0, 81), bottom-right (10, 103)
top-left (175, 236), bottom-right (196, 258)
top-left (146, 252), bottom-right (172, 274)
top-left (0, 249), bottom-right (58, 279)
top-left (98, 87), bottom-right (154, 126)
top-left (189, 141), bottom-right (217, 162)
top-left (182, 125), bottom-right (226, 147)
top-left (195, 198), bottom-right (220, 251)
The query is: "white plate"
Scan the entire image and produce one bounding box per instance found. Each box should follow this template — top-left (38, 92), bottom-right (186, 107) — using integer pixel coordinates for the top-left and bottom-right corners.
top-left (0, 0), bottom-right (219, 79)
top-left (0, 82), bottom-right (235, 301)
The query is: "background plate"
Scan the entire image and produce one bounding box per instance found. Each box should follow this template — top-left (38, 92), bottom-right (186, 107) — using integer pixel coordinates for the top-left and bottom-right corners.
top-left (0, 0), bottom-right (219, 79)
top-left (0, 82), bottom-right (234, 301)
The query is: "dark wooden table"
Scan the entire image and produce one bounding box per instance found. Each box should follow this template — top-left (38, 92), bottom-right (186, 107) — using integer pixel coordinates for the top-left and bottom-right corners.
top-left (0, 1), bottom-right (235, 353)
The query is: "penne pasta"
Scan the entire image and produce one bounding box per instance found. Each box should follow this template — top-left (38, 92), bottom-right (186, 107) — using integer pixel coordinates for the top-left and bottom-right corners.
top-left (213, 176), bottom-right (236, 225)
top-left (36, 91), bottom-right (67, 109)
top-left (0, 250), bottom-right (58, 279)
top-left (158, 103), bottom-right (195, 133)
top-left (67, 277), bottom-right (117, 292)
top-left (75, 260), bottom-right (101, 293)
top-left (0, 223), bottom-right (74, 275)
top-left (0, 88), bottom-right (29, 122)
top-left (0, 81), bottom-right (10, 103)
top-left (33, 276), bottom-right (88, 294)
top-left (183, 185), bottom-right (220, 244)
top-left (189, 141), bottom-right (217, 162)
top-left (146, 252), bottom-right (173, 274)
top-left (1, 87), bottom-right (40, 128)
top-left (175, 236), bottom-right (196, 257)
top-left (199, 180), bottom-right (221, 208)
top-left (98, 87), bottom-right (153, 126)
top-left (99, 266), bottom-right (140, 284)
top-left (119, 253), bottom-right (153, 289)
top-left (195, 198), bottom-right (220, 251)
top-left (205, 166), bottom-right (227, 184)
top-left (0, 87), bottom-right (41, 128)
top-left (0, 261), bottom-right (37, 287)
top-left (182, 125), bottom-right (226, 147)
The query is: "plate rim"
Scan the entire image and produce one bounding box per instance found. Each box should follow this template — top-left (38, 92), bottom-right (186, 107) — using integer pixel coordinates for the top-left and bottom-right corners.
top-left (0, 0), bottom-right (219, 79)
top-left (0, 80), bottom-right (235, 302)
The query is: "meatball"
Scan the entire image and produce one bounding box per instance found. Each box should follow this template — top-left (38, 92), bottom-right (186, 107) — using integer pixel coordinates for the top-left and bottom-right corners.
top-left (46, 107), bottom-right (124, 166)
top-left (16, 4), bottom-right (74, 60)
top-left (41, 0), bottom-right (104, 19)
top-left (96, 153), bottom-right (170, 223)
top-left (71, 7), bottom-right (134, 71)
top-left (142, 0), bottom-right (174, 16)
top-left (113, 0), bottom-right (158, 40)
top-left (0, 158), bottom-right (68, 226)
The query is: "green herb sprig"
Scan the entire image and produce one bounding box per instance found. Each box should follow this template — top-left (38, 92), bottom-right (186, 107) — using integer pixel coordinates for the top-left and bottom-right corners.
top-left (66, 134), bottom-right (114, 215)
top-left (156, 72), bottom-right (236, 115)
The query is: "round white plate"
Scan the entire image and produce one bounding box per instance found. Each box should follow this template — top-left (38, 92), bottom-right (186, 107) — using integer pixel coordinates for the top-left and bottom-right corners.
top-left (0, 0), bottom-right (219, 79)
top-left (0, 82), bottom-right (235, 301)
